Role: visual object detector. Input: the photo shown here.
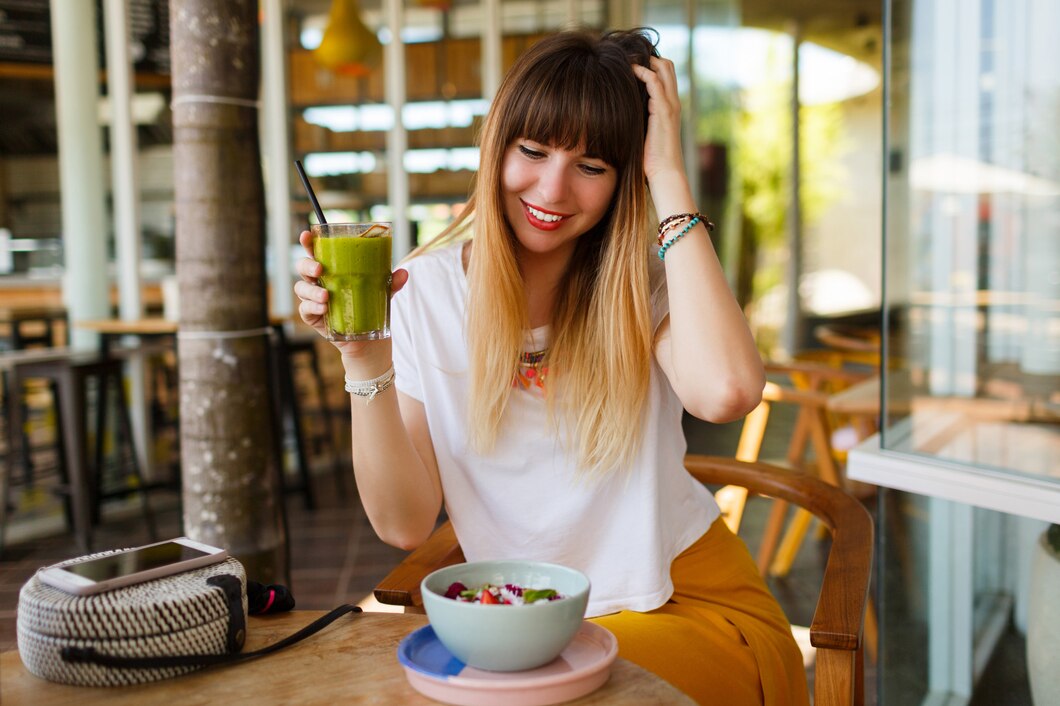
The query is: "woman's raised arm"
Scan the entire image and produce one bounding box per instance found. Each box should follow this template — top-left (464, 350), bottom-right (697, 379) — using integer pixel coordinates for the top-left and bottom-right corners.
top-left (294, 230), bottom-right (443, 549)
top-left (632, 57), bottom-right (765, 423)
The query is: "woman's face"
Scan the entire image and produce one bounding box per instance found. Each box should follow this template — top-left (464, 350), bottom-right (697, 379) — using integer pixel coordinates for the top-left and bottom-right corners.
top-left (500, 139), bottom-right (618, 259)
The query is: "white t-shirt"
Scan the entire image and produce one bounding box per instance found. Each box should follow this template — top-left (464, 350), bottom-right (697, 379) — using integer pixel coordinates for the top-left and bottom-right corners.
top-left (391, 243), bottom-right (719, 617)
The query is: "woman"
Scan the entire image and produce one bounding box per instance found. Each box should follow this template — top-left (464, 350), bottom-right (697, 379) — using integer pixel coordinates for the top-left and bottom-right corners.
top-left (296, 28), bottom-right (808, 706)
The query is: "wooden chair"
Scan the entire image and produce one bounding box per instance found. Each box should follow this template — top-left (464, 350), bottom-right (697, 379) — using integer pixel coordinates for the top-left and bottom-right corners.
top-left (716, 363), bottom-right (881, 665)
top-left (715, 364), bottom-right (871, 577)
top-left (751, 362), bottom-right (876, 578)
top-left (373, 455), bottom-right (874, 706)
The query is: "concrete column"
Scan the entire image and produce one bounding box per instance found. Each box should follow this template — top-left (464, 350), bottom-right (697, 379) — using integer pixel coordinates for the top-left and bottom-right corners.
top-left (103, 0), bottom-right (142, 320)
top-left (50, 0), bottom-right (109, 349)
top-left (384, 0), bottom-right (410, 259)
top-left (481, 0), bottom-right (501, 101)
top-left (684, 0), bottom-right (699, 205)
top-left (103, 0), bottom-right (151, 476)
top-left (783, 22), bottom-right (804, 356)
top-left (261, 0), bottom-right (294, 317)
top-left (614, 0), bottom-right (643, 28)
top-left (563, 0), bottom-right (579, 28)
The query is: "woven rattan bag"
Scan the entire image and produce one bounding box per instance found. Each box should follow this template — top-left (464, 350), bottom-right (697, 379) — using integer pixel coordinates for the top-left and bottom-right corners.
top-left (17, 549), bottom-right (249, 686)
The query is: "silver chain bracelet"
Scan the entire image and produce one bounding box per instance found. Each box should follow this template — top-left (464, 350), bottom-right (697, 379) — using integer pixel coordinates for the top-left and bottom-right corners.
top-left (344, 366), bottom-right (396, 405)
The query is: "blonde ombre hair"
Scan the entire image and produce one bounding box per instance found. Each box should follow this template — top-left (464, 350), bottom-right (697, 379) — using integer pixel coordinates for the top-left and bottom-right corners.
top-left (412, 30), bottom-right (660, 474)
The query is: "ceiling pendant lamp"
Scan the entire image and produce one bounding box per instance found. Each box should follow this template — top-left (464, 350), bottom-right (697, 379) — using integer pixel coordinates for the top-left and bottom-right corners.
top-left (313, 0), bottom-right (382, 77)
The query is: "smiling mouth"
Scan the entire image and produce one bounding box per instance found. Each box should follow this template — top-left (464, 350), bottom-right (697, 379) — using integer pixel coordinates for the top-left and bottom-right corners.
top-left (521, 200), bottom-right (572, 228)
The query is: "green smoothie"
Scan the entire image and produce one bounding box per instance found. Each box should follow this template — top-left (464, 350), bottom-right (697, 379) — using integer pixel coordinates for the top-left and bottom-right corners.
top-left (314, 232), bottom-right (392, 340)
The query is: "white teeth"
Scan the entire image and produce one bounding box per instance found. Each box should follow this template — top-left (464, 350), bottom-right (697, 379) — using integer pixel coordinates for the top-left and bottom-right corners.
top-left (527, 205), bottom-right (563, 222)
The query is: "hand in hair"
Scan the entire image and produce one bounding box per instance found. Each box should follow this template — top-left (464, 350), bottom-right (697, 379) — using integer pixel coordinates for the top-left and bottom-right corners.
top-left (293, 228), bottom-right (409, 359)
top-left (630, 56), bottom-right (687, 185)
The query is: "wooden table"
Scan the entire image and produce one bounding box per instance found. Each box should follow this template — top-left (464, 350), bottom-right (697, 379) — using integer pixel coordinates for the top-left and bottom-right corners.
top-left (812, 323), bottom-right (881, 355)
top-left (0, 612), bottom-right (694, 705)
top-left (825, 375), bottom-right (879, 418)
top-left (75, 318), bottom-right (179, 359)
top-left (77, 317), bottom-right (179, 337)
top-left (77, 317), bottom-right (289, 340)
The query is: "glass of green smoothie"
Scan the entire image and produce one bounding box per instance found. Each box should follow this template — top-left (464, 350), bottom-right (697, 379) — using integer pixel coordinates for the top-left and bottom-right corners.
top-left (311, 222), bottom-right (393, 341)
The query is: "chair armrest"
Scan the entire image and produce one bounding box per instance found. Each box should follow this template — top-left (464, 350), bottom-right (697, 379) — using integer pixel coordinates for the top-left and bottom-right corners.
top-left (373, 521), bottom-right (465, 607)
top-left (762, 380), bottom-right (832, 408)
top-left (684, 455), bottom-right (873, 651)
top-left (765, 360), bottom-right (876, 386)
top-left (813, 324), bottom-right (880, 354)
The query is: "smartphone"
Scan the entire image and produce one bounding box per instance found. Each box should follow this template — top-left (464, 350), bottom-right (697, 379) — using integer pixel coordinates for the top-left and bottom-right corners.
top-left (36, 537), bottom-right (228, 596)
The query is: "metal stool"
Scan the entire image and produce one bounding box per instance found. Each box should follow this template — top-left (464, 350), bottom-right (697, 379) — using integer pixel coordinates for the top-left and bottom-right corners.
top-left (284, 335), bottom-right (346, 499)
top-left (3, 352), bottom-right (157, 554)
top-left (269, 326), bottom-right (351, 510)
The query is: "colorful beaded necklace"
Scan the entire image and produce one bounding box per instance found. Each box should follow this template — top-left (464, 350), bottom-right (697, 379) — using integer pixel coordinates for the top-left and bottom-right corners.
top-left (514, 349), bottom-right (549, 391)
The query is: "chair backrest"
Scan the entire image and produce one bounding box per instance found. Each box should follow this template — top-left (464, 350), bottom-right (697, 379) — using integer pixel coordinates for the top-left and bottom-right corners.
top-left (684, 455), bottom-right (872, 706)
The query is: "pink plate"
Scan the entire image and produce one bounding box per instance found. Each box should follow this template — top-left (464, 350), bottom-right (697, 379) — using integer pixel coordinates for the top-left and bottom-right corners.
top-left (397, 621), bottom-right (618, 706)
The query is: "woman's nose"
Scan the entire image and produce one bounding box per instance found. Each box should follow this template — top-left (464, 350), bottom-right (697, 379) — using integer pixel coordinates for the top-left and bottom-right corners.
top-left (536, 164), bottom-right (569, 204)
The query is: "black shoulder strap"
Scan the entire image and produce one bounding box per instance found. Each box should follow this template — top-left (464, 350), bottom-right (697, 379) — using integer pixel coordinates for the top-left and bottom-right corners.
top-left (60, 575), bottom-right (362, 671)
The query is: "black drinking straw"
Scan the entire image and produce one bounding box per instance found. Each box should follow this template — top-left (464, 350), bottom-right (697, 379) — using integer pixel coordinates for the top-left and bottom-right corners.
top-left (295, 160), bottom-right (327, 225)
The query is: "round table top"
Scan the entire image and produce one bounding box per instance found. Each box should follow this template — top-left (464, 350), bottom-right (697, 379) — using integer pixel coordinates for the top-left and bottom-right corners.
top-left (1, 611), bottom-right (695, 705)
top-left (76, 317), bottom-right (179, 335)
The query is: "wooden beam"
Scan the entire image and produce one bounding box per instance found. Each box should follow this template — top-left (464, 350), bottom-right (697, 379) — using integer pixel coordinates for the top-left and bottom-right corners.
top-left (0, 62), bottom-right (170, 89)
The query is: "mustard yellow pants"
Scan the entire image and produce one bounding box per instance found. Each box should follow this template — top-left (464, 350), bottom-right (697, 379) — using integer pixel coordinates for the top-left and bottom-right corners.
top-left (589, 518), bottom-right (810, 706)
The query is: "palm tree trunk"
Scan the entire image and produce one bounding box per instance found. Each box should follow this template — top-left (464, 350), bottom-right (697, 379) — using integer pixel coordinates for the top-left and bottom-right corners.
top-left (170, 0), bottom-right (288, 583)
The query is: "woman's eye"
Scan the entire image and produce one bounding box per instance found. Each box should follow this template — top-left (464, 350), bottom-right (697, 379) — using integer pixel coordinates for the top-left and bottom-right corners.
top-left (518, 145), bottom-right (545, 159)
top-left (579, 164), bottom-right (607, 176)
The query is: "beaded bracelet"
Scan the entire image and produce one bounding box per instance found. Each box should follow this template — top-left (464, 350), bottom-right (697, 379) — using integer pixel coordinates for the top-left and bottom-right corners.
top-left (657, 217), bottom-right (701, 261)
top-left (656, 212), bottom-right (715, 246)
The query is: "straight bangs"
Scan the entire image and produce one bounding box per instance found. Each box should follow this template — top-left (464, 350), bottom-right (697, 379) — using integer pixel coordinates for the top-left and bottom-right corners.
top-left (502, 50), bottom-right (647, 170)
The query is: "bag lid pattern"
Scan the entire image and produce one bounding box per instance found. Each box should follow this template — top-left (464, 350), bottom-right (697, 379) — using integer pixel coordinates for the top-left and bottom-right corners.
top-left (20, 552), bottom-right (243, 638)
top-left (17, 551), bottom-right (247, 686)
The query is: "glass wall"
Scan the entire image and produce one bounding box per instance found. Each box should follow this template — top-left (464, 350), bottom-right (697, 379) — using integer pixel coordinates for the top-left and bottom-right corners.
top-left (884, 0), bottom-right (1059, 476)
top-left (880, 0), bottom-right (1059, 702)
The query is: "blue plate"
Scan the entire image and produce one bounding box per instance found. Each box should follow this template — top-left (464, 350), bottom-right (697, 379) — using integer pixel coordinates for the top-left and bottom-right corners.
top-left (397, 624), bottom-right (468, 678)
top-left (396, 622), bottom-right (618, 706)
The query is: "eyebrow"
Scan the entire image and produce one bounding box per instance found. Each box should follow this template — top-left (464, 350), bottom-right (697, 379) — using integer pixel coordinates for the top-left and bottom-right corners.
top-left (518, 138), bottom-right (612, 167)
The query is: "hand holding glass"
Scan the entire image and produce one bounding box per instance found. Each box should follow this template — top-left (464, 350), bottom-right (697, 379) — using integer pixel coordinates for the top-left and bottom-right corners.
top-left (311, 222), bottom-right (393, 341)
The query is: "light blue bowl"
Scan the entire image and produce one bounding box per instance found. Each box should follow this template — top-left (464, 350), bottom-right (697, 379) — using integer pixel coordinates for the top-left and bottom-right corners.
top-left (421, 560), bottom-right (590, 672)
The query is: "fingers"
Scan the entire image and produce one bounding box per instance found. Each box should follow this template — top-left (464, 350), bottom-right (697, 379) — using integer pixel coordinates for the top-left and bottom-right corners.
top-left (298, 299), bottom-right (327, 323)
top-left (392, 268), bottom-right (409, 294)
top-left (632, 58), bottom-right (679, 111)
top-left (297, 256), bottom-right (322, 282)
top-left (296, 230), bottom-right (324, 284)
top-left (294, 279), bottom-right (326, 303)
top-left (294, 279), bottom-right (328, 318)
top-left (649, 56), bottom-right (677, 81)
top-left (650, 57), bottom-right (679, 102)
top-left (632, 57), bottom-right (686, 182)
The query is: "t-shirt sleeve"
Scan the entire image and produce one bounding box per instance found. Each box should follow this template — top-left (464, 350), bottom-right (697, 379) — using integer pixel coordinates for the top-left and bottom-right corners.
top-left (390, 275), bottom-right (424, 401)
top-left (648, 251), bottom-right (670, 333)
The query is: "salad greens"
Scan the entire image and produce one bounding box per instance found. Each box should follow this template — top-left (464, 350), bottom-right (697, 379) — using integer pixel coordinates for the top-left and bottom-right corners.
top-left (443, 582), bottom-right (563, 605)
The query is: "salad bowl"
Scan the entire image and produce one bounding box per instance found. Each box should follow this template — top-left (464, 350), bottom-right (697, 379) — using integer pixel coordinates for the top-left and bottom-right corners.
top-left (420, 560), bottom-right (591, 671)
